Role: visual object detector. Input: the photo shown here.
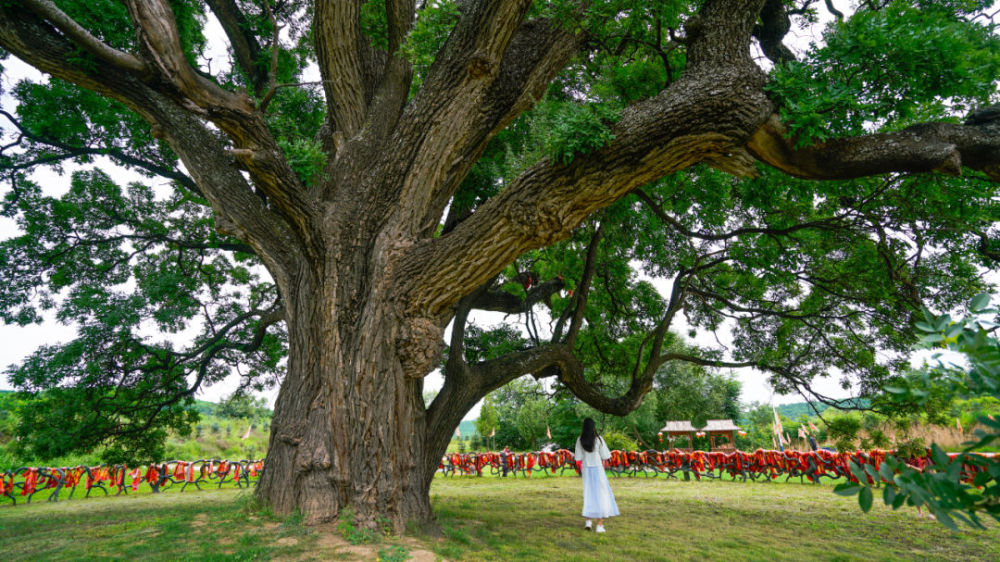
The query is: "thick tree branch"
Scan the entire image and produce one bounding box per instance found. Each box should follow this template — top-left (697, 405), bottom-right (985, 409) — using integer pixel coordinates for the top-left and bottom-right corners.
top-left (22, 0), bottom-right (146, 73)
top-left (123, 0), bottom-right (319, 255)
top-left (386, 0), bottom-right (416, 56)
top-left (444, 289), bottom-right (479, 375)
top-left (554, 347), bottom-right (655, 416)
top-left (747, 114), bottom-right (1000, 181)
top-left (204, 0), bottom-right (267, 94)
top-left (413, 15), bottom-right (585, 230)
top-left (468, 275), bottom-right (564, 315)
top-left (0, 3), bottom-right (300, 280)
top-left (125, 0), bottom-right (247, 111)
top-left (379, 2), bottom-right (576, 228)
top-left (752, 0), bottom-right (796, 66)
top-left (398, 0), bottom-right (771, 320)
top-left (684, 0), bottom-right (765, 72)
top-left (314, 0), bottom-right (367, 137)
top-left (425, 341), bottom-right (573, 467)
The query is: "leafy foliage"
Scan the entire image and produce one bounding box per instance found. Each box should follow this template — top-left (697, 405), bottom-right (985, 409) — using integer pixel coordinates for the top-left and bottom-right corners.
top-left (768, 1), bottom-right (1000, 145)
top-left (0, 168), bottom-right (284, 463)
top-left (836, 295), bottom-right (1000, 529)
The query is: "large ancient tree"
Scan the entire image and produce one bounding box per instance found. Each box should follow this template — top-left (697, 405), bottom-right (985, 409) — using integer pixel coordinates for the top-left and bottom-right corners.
top-left (2, 0), bottom-right (1000, 528)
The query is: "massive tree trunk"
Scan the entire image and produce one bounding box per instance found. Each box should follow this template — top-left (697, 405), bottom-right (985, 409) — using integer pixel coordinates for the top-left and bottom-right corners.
top-left (257, 268), bottom-right (441, 526)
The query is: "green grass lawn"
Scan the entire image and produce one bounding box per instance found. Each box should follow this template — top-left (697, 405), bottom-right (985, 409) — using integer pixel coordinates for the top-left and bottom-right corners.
top-left (1, 473), bottom-right (998, 561)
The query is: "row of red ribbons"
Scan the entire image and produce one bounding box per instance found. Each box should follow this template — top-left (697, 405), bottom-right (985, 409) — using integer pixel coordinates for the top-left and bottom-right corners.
top-left (4, 448), bottom-right (993, 506)
top-left (440, 448), bottom-right (995, 483)
top-left (0, 459), bottom-right (264, 505)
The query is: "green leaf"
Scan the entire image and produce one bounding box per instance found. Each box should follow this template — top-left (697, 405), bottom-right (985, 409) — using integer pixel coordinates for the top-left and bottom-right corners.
top-left (849, 461), bottom-right (867, 483)
top-left (834, 483), bottom-right (861, 496)
top-left (878, 461), bottom-right (896, 485)
top-left (935, 510), bottom-right (959, 532)
top-left (891, 491), bottom-right (907, 510)
top-left (859, 486), bottom-right (874, 513)
top-left (970, 293), bottom-right (991, 312)
top-left (883, 485), bottom-right (896, 506)
top-left (931, 443), bottom-right (950, 467)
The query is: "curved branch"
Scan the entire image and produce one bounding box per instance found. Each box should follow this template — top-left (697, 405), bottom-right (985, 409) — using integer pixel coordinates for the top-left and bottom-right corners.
top-left (752, 0), bottom-right (796, 66)
top-left (555, 348), bottom-right (655, 416)
top-left (204, 0), bottom-right (267, 94)
top-left (747, 114), bottom-right (1000, 181)
top-left (22, 0), bottom-right (146, 73)
top-left (125, 0), bottom-right (247, 113)
top-left (396, 0), bottom-right (770, 319)
top-left (0, 4), bottom-right (300, 279)
top-left (120, 0), bottom-right (320, 257)
top-left (687, 286), bottom-right (844, 322)
top-left (385, 3), bottom-right (579, 230)
top-left (824, 0), bottom-right (845, 21)
top-left (469, 276), bottom-right (564, 314)
top-left (176, 318), bottom-right (279, 400)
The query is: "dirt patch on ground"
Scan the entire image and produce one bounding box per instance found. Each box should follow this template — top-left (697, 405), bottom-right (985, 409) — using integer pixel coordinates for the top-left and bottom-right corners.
top-left (403, 546), bottom-right (440, 561)
top-left (191, 513), bottom-right (209, 527)
top-left (312, 524), bottom-right (349, 549)
top-left (301, 525), bottom-right (441, 561)
top-left (275, 536), bottom-right (298, 547)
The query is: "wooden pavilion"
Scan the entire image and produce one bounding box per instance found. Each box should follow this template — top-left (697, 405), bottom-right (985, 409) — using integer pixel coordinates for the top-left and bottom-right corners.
top-left (659, 419), bottom-right (741, 452)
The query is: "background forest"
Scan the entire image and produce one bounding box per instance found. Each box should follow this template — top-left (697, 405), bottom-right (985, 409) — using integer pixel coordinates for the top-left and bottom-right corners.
top-left (5, 373), bottom-right (998, 469)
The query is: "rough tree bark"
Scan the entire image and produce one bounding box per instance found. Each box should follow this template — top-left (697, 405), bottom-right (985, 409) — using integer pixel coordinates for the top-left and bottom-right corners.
top-left (2, 0), bottom-right (999, 531)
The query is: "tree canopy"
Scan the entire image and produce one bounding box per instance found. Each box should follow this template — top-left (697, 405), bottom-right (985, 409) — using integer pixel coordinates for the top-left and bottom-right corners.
top-left (1, 0), bottom-right (999, 527)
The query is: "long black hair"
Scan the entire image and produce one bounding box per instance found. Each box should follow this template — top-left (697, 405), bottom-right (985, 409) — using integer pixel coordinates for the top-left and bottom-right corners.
top-left (580, 417), bottom-right (598, 452)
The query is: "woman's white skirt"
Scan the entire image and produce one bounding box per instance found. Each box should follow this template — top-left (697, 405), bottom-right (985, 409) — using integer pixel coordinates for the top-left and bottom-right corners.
top-left (581, 466), bottom-right (620, 519)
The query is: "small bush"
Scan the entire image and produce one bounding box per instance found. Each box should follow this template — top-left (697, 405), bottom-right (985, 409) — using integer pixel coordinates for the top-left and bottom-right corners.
top-left (337, 506), bottom-right (377, 545)
top-left (602, 430), bottom-right (638, 452)
top-left (835, 438), bottom-right (856, 452)
top-left (377, 545), bottom-right (410, 562)
top-left (826, 415), bottom-right (861, 451)
top-left (894, 437), bottom-right (926, 459)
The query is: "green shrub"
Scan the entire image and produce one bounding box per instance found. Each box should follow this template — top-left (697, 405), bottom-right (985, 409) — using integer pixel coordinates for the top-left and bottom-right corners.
top-left (337, 506), bottom-right (377, 545)
top-left (826, 415), bottom-right (862, 451)
top-left (377, 545), bottom-right (410, 562)
top-left (602, 430), bottom-right (638, 452)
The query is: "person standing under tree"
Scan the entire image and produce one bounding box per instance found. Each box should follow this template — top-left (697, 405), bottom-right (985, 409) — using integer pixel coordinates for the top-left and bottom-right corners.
top-left (574, 418), bottom-right (619, 533)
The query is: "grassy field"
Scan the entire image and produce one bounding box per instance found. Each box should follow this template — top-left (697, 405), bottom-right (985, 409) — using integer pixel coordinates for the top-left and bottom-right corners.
top-left (2, 474), bottom-right (998, 561)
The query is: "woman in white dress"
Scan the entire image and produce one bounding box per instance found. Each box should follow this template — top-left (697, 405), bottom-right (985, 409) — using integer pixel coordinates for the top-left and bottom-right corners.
top-left (574, 417), bottom-right (619, 532)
